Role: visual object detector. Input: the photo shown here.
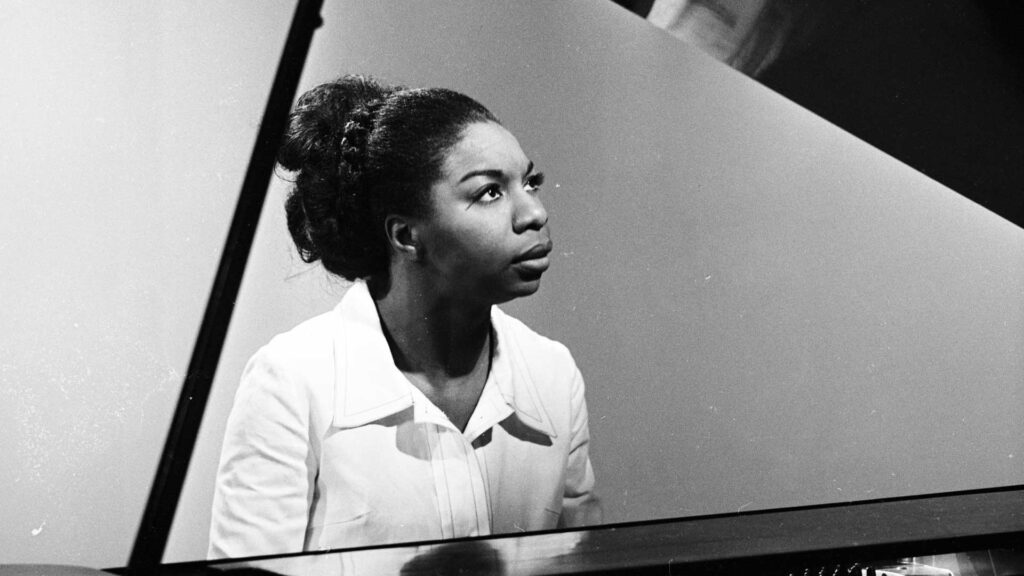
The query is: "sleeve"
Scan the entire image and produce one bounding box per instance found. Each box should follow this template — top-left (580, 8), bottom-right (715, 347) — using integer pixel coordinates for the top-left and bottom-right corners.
top-left (208, 346), bottom-right (318, 559)
top-left (558, 366), bottom-right (602, 528)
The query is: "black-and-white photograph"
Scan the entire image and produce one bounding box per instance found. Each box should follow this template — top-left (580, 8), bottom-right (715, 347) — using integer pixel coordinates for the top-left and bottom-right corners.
top-left (2, 1), bottom-right (1023, 574)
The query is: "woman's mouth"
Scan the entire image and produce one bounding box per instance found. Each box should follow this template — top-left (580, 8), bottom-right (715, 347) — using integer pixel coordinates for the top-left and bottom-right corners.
top-left (513, 241), bottom-right (553, 273)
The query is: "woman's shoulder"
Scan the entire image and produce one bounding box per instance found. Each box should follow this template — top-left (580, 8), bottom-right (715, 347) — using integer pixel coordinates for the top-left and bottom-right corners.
top-left (250, 308), bottom-right (340, 374)
top-left (493, 309), bottom-right (587, 422)
top-left (492, 307), bottom-right (577, 371)
top-left (234, 308), bottom-right (342, 424)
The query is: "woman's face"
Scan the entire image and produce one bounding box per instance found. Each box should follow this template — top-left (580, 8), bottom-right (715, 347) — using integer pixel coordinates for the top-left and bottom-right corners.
top-left (414, 121), bottom-right (551, 305)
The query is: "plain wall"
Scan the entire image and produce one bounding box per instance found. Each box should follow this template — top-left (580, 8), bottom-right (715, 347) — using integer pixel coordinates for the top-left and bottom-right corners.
top-left (0, 1), bottom-right (293, 566)
top-left (2, 0), bottom-right (1022, 568)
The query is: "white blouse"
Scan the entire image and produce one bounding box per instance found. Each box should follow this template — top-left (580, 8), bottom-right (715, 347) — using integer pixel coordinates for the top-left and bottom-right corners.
top-left (208, 281), bottom-right (599, 559)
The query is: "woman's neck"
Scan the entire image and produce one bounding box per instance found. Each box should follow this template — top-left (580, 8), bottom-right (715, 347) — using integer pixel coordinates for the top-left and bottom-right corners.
top-left (372, 275), bottom-right (492, 383)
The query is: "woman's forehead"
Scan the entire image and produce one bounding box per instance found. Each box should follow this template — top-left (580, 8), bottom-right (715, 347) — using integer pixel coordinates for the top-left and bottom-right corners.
top-left (443, 122), bottom-right (529, 178)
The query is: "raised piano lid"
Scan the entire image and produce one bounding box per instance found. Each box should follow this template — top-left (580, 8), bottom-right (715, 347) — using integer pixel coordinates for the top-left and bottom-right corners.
top-left (156, 0), bottom-right (1024, 571)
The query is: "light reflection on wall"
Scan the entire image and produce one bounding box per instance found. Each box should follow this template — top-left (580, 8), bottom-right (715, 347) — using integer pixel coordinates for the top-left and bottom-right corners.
top-left (647, 0), bottom-right (797, 76)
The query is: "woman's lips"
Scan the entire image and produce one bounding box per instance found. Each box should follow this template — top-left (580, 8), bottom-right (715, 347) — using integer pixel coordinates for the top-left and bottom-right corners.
top-left (513, 241), bottom-right (552, 273)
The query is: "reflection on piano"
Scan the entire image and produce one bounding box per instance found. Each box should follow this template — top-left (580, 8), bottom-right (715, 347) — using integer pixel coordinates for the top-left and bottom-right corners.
top-left (117, 485), bottom-right (1024, 574)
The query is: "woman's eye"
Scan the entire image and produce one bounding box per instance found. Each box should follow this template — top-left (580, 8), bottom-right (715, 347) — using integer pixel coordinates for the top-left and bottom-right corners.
top-left (525, 172), bottom-right (545, 192)
top-left (478, 185), bottom-right (503, 202)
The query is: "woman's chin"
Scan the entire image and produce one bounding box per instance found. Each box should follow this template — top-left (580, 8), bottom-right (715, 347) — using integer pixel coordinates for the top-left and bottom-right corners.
top-left (488, 277), bottom-right (542, 305)
top-left (510, 277), bottom-right (543, 299)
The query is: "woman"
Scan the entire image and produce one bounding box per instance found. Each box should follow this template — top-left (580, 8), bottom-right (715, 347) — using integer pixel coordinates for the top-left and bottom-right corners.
top-left (208, 75), bottom-right (599, 559)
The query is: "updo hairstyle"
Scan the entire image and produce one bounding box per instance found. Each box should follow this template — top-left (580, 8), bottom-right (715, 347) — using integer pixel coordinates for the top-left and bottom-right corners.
top-left (279, 75), bottom-right (499, 281)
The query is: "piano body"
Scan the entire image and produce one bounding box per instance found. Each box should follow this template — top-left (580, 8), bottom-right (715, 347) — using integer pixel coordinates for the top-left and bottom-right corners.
top-left (4, 489), bottom-right (1024, 574)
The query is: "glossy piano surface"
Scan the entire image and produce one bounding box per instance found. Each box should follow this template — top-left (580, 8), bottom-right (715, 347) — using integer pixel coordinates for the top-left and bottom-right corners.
top-left (100, 486), bottom-right (1024, 575)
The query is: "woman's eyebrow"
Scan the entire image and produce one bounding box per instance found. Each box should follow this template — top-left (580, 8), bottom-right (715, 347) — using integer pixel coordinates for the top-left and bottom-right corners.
top-left (458, 161), bottom-right (535, 184)
top-left (458, 168), bottom-right (504, 183)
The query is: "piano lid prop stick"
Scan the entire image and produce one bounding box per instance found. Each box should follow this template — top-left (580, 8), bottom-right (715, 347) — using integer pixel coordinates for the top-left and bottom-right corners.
top-left (127, 1), bottom-right (325, 572)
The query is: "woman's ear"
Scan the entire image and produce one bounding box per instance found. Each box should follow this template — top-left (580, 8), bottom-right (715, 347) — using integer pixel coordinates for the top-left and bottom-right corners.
top-left (384, 214), bottom-right (420, 260)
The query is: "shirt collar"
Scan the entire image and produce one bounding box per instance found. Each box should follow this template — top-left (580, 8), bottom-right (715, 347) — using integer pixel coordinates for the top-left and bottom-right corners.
top-left (330, 281), bottom-right (556, 439)
top-left (488, 307), bottom-right (557, 439)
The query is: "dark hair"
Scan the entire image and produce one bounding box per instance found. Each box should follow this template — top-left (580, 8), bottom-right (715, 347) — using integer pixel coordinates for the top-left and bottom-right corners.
top-left (279, 75), bottom-right (499, 281)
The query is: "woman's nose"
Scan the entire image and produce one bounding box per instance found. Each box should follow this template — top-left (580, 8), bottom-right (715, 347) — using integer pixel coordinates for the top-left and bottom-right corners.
top-left (512, 189), bottom-right (548, 233)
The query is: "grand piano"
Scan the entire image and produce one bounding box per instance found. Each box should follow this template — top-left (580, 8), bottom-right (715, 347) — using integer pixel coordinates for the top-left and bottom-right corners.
top-left (3, 1), bottom-right (1023, 574)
